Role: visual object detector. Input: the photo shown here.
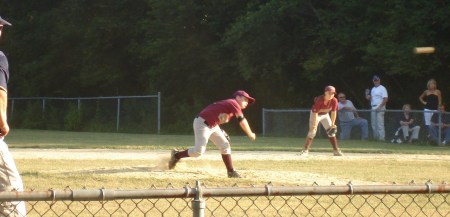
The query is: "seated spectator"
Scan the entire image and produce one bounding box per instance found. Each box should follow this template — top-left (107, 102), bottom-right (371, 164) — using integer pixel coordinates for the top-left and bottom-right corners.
top-left (397, 104), bottom-right (420, 143)
top-left (337, 92), bottom-right (368, 140)
top-left (429, 104), bottom-right (450, 145)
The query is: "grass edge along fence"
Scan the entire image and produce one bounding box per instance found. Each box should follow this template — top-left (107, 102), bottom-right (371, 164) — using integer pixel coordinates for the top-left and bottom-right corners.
top-left (1, 181), bottom-right (449, 216)
top-left (8, 94), bottom-right (161, 134)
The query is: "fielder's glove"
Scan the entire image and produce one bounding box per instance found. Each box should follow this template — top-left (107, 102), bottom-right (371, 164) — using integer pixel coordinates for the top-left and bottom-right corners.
top-left (326, 125), bottom-right (338, 137)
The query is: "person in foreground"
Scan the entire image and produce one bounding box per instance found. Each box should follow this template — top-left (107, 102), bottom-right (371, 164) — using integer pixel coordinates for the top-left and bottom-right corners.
top-left (299, 86), bottom-right (343, 156)
top-left (168, 90), bottom-right (256, 178)
top-left (0, 16), bottom-right (27, 217)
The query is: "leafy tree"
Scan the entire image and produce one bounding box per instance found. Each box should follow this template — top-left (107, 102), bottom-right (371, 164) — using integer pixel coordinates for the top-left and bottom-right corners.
top-left (1, 0), bottom-right (450, 133)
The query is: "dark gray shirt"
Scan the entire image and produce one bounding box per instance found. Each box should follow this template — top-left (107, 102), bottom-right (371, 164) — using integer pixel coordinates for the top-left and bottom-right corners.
top-left (0, 51), bottom-right (9, 91)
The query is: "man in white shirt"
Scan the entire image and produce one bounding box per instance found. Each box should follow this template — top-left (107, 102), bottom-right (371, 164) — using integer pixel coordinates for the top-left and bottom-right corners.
top-left (337, 92), bottom-right (368, 140)
top-left (365, 75), bottom-right (389, 141)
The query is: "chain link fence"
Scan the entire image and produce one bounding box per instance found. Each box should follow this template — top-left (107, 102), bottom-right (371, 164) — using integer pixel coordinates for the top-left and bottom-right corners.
top-left (1, 181), bottom-right (449, 216)
top-left (8, 95), bottom-right (161, 134)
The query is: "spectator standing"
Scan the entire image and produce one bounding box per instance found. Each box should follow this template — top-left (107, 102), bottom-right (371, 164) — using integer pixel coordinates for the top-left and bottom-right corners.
top-left (337, 92), bottom-right (369, 140)
top-left (418, 78), bottom-right (442, 132)
top-left (429, 104), bottom-right (450, 145)
top-left (365, 75), bottom-right (388, 141)
top-left (397, 104), bottom-right (421, 143)
top-left (0, 16), bottom-right (27, 216)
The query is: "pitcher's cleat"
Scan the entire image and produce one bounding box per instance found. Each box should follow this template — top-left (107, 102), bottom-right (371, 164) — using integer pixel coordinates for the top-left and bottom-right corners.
top-left (168, 149), bottom-right (180, 169)
top-left (227, 170), bottom-right (242, 178)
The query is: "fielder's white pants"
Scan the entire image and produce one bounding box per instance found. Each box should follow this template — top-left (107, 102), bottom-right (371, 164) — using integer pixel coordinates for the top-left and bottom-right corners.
top-left (307, 112), bottom-right (332, 139)
top-left (0, 139), bottom-right (26, 217)
top-left (188, 117), bottom-right (231, 157)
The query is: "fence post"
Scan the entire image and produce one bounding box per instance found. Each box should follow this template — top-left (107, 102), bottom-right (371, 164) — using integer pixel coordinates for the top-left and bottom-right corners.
top-left (157, 92), bottom-right (161, 134)
top-left (116, 98), bottom-right (121, 132)
top-left (438, 112), bottom-right (442, 146)
top-left (262, 108), bottom-right (266, 137)
top-left (192, 180), bottom-right (205, 217)
top-left (42, 98), bottom-right (46, 114)
top-left (77, 99), bottom-right (81, 114)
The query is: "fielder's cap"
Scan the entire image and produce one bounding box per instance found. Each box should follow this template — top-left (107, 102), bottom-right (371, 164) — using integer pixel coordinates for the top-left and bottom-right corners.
top-left (233, 90), bottom-right (255, 104)
top-left (324, 85), bottom-right (336, 94)
top-left (372, 75), bottom-right (380, 81)
top-left (0, 16), bottom-right (12, 26)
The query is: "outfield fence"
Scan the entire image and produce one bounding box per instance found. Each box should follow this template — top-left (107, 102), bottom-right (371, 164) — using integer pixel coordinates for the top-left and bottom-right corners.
top-left (8, 95), bottom-right (161, 134)
top-left (1, 181), bottom-right (449, 216)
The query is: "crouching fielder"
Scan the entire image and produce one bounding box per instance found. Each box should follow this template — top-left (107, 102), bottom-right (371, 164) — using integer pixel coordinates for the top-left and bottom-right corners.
top-left (299, 86), bottom-right (343, 156)
top-left (168, 90), bottom-right (256, 178)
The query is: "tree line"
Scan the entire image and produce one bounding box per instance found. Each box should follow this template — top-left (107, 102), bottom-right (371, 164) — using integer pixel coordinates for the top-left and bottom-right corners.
top-left (1, 0), bottom-right (449, 133)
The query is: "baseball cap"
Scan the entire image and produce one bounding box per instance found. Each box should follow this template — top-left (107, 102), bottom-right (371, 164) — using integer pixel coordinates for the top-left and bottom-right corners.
top-left (372, 75), bottom-right (380, 81)
top-left (324, 85), bottom-right (336, 94)
top-left (233, 90), bottom-right (255, 104)
top-left (0, 16), bottom-right (12, 26)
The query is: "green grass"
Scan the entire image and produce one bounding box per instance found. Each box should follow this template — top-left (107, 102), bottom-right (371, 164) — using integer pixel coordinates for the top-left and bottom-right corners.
top-left (7, 129), bottom-right (450, 154)
top-left (7, 129), bottom-right (189, 149)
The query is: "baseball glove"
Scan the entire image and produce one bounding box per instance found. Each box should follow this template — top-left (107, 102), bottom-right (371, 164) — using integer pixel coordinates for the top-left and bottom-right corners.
top-left (326, 125), bottom-right (338, 137)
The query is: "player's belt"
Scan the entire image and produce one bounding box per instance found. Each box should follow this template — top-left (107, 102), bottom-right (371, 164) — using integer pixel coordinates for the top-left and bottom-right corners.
top-left (371, 105), bottom-right (378, 107)
top-left (195, 115), bottom-right (210, 127)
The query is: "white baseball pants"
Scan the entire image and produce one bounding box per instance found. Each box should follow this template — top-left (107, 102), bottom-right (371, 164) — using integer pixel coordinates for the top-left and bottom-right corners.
top-left (0, 139), bottom-right (26, 216)
top-left (188, 117), bottom-right (231, 157)
top-left (307, 112), bottom-right (332, 139)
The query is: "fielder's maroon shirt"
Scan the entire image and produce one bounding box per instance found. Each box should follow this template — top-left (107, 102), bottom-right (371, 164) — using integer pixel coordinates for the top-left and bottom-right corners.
top-left (199, 99), bottom-right (243, 127)
top-left (311, 95), bottom-right (338, 115)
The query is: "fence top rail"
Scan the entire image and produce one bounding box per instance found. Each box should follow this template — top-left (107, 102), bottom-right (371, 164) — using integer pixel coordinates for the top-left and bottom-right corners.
top-left (263, 108), bottom-right (310, 112)
top-left (263, 108), bottom-right (450, 114)
top-left (1, 184), bottom-right (448, 201)
top-left (9, 95), bottom-right (159, 100)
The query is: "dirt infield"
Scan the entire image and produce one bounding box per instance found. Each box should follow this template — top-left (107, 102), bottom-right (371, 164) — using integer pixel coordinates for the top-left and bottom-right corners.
top-left (12, 149), bottom-right (450, 186)
top-left (13, 148), bottom-right (450, 161)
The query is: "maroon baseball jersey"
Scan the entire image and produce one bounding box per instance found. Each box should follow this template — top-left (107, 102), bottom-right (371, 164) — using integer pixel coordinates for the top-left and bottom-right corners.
top-left (199, 99), bottom-right (243, 127)
top-left (311, 95), bottom-right (338, 115)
